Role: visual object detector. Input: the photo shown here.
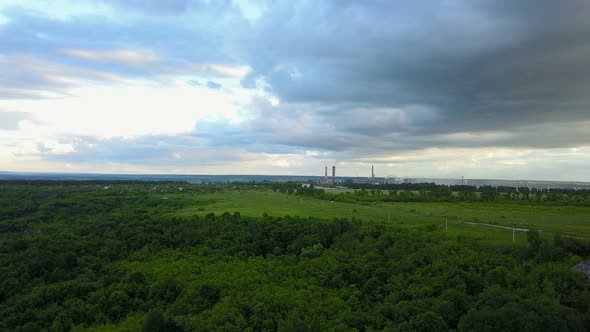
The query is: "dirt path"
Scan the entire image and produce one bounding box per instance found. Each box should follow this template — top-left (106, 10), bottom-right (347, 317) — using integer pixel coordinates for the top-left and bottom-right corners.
top-left (462, 221), bottom-right (534, 232)
top-left (462, 221), bottom-right (585, 239)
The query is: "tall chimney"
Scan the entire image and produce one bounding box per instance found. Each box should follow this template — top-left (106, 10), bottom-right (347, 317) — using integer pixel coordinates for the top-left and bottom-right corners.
top-left (324, 166), bottom-right (328, 184)
top-left (372, 165), bottom-right (374, 179)
top-left (332, 166), bottom-right (336, 184)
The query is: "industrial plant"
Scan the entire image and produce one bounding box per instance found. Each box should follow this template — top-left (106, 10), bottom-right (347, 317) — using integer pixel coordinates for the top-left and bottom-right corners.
top-left (316, 165), bottom-right (415, 187)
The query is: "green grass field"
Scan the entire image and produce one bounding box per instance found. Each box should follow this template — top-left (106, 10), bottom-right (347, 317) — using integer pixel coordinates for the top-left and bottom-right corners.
top-left (166, 189), bottom-right (590, 247)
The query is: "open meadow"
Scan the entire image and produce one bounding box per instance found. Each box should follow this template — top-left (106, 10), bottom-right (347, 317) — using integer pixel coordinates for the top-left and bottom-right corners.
top-left (170, 188), bottom-right (590, 246)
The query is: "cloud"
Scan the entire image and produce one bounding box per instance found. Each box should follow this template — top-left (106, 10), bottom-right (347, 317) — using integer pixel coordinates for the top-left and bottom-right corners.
top-left (0, 111), bottom-right (30, 130)
top-left (98, 0), bottom-right (194, 14)
top-left (207, 64), bottom-right (248, 78)
top-left (236, 1), bottom-right (590, 137)
top-left (0, 54), bottom-right (141, 99)
top-left (3, 0), bottom-right (590, 179)
top-left (37, 134), bottom-right (309, 174)
top-left (191, 97), bottom-right (590, 158)
top-left (206, 81), bottom-right (222, 90)
top-left (0, 5), bottom-right (239, 80)
top-left (22, 131), bottom-right (590, 181)
top-left (187, 80), bottom-right (223, 90)
top-left (94, 0), bottom-right (222, 15)
top-left (61, 48), bottom-right (161, 66)
top-left (0, 88), bottom-right (60, 100)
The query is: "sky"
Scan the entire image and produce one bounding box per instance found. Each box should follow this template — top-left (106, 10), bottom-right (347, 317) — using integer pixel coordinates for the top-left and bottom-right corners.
top-left (1, 0), bottom-right (590, 180)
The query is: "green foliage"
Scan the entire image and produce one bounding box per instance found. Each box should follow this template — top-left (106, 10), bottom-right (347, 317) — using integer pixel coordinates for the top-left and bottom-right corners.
top-left (528, 230), bottom-right (543, 253)
top-left (300, 243), bottom-right (324, 259)
top-left (278, 314), bottom-right (321, 332)
top-left (0, 183), bottom-right (589, 331)
top-left (143, 310), bottom-right (178, 332)
top-left (151, 278), bottom-right (183, 304)
top-left (286, 181), bottom-right (590, 207)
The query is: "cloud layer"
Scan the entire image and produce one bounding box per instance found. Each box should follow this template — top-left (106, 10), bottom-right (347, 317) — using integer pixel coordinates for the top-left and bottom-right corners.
top-left (1, 0), bottom-right (590, 180)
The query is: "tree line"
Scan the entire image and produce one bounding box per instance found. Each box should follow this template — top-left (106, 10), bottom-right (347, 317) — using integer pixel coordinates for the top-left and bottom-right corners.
top-left (268, 182), bottom-right (590, 206)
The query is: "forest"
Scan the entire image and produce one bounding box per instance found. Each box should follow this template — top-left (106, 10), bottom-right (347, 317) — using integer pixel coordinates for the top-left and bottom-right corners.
top-left (1, 181), bottom-right (590, 331)
top-left (269, 182), bottom-right (590, 206)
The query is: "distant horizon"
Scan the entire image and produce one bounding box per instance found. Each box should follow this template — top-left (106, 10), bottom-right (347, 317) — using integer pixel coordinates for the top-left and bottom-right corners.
top-left (1, 170), bottom-right (589, 186)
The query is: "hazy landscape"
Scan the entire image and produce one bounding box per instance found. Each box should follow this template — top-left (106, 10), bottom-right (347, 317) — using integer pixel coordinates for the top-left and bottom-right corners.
top-left (2, 0), bottom-right (590, 331)
top-left (3, 172), bottom-right (590, 190)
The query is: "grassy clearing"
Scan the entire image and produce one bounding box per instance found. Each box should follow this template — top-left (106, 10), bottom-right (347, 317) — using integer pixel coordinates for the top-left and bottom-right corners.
top-left (167, 189), bottom-right (590, 247)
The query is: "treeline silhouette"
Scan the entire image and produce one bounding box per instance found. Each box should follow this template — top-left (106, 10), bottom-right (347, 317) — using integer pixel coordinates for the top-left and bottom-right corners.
top-left (269, 182), bottom-right (590, 206)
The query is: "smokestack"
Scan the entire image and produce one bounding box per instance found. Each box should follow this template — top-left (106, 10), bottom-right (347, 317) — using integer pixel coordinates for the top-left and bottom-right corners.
top-left (372, 165), bottom-right (374, 179)
top-left (324, 166), bottom-right (328, 184)
top-left (332, 166), bottom-right (336, 184)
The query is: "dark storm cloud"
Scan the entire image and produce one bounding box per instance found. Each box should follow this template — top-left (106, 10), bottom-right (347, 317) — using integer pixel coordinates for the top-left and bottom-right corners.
top-left (192, 100), bottom-right (439, 155)
top-left (237, 0), bottom-right (590, 144)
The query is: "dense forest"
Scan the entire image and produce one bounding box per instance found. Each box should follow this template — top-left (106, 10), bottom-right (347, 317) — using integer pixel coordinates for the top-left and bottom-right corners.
top-left (1, 182), bottom-right (590, 331)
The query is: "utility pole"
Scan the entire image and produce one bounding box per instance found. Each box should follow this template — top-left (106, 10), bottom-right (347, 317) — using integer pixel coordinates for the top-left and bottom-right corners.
top-left (512, 225), bottom-right (515, 244)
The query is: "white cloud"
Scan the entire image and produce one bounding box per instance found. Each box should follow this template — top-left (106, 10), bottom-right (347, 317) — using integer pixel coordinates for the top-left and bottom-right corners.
top-left (195, 64), bottom-right (249, 78)
top-left (0, 0), bottom-right (116, 21)
top-left (3, 80), bottom-right (251, 139)
top-left (268, 96), bottom-right (280, 107)
top-left (61, 48), bottom-right (161, 66)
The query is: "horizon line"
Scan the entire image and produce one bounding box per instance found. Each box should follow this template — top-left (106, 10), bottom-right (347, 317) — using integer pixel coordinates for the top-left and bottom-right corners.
top-left (1, 170), bottom-right (589, 185)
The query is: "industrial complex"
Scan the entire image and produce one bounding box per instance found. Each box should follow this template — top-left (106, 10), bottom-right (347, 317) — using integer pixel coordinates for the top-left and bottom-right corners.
top-left (317, 165), bottom-right (416, 187)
